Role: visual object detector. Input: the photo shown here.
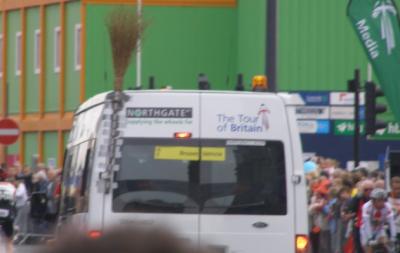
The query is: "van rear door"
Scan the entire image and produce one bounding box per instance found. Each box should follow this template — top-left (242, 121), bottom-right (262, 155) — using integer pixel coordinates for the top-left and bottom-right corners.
top-left (103, 92), bottom-right (201, 243)
top-left (199, 93), bottom-right (295, 253)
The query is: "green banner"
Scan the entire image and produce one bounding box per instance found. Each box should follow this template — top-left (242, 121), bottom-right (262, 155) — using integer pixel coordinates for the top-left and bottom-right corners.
top-left (371, 121), bottom-right (400, 139)
top-left (334, 120), bottom-right (400, 139)
top-left (334, 120), bottom-right (365, 135)
top-left (348, 0), bottom-right (400, 122)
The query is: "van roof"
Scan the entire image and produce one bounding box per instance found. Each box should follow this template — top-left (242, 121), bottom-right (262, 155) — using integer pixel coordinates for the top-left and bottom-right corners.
top-left (76, 90), bottom-right (304, 114)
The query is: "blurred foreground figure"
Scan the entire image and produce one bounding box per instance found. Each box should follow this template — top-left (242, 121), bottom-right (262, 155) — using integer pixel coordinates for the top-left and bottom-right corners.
top-left (42, 227), bottom-right (205, 253)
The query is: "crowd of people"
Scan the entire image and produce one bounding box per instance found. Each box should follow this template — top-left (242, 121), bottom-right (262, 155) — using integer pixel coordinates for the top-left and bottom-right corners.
top-left (0, 162), bottom-right (61, 252)
top-left (305, 157), bottom-right (400, 253)
top-left (1, 155), bottom-right (399, 253)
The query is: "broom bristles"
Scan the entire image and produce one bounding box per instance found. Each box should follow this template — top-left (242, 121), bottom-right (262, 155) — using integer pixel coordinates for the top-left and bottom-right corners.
top-left (106, 7), bottom-right (144, 91)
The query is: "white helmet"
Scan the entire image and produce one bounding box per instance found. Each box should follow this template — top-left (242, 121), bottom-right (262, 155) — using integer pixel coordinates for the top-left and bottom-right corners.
top-left (370, 188), bottom-right (387, 200)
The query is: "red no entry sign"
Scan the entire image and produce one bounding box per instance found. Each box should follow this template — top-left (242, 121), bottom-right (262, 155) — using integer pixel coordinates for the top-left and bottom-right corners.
top-left (0, 119), bottom-right (20, 146)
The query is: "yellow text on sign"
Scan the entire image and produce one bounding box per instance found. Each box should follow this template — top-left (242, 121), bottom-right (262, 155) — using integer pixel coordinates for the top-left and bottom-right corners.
top-left (154, 146), bottom-right (225, 161)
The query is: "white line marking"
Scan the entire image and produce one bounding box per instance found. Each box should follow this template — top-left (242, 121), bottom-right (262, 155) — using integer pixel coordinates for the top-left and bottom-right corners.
top-left (0, 129), bottom-right (19, 136)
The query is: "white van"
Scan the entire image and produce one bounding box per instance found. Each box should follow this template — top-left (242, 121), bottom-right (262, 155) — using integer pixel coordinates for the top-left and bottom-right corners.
top-left (59, 90), bottom-right (309, 253)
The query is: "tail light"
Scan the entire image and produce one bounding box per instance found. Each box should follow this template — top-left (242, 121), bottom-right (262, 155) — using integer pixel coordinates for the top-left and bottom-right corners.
top-left (296, 235), bottom-right (309, 253)
top-left (174, 132), bottom-right (192, 139)
top-left (88, 230), bottom-right (102, 239)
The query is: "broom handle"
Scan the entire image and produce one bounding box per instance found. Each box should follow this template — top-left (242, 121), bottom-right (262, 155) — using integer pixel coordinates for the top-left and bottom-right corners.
top-left (136, 0), bottom-right (142, 89)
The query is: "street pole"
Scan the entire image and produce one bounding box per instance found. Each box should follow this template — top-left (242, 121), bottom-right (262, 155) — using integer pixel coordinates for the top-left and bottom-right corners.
top-left (136, 0), bottom-right (142, 89)
top-left (266, 0), bottom-right (277, 92)
top-left (354, 69), bottom-right (361, 168)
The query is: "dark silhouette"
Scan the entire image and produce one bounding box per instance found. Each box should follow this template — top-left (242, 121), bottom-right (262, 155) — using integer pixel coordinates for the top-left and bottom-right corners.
top-left (42, 226), bottom-right (208, 253)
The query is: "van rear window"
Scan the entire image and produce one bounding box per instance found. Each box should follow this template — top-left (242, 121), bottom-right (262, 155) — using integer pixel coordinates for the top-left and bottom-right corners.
top-left (113, 139), bottom-right (287, 215)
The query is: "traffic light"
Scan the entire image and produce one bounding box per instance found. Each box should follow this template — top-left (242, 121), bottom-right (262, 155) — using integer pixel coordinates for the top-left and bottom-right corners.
top-left (365, 81), bottom-right (387, 135)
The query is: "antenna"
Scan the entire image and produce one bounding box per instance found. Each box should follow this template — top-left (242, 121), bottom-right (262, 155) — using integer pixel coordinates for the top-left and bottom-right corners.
top-left (235, 73), bottom-right (244, 91)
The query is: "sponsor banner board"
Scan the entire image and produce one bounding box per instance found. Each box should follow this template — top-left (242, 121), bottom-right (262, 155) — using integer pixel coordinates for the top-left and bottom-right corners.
top-left (330, 92), bottom-right (365, 105)
top-left (298, 92), bottom-right (330, 106)
top-left (295, 106), bottom-right (330, 119)
top-left (333, 121), bottom-right (400, 139)
top-left (330, 106), bottom-right (365, 120)
top-left (297, 120), bottom-right (330, 134)
top-left (334, 120), bottom-right (365, 135)
top-left (372, 122), bottom-right (400, 140)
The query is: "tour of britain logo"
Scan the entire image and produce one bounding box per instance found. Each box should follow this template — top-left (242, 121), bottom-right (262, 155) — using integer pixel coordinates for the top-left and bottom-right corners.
top-left (258, 104), bottom-right (270, 130)
top-left (126, 107), bottom-right (193, 118)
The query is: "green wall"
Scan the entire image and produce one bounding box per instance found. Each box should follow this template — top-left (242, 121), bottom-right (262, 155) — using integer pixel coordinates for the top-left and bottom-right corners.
top-left (7, 140), bottom-right (19, 157)
top-left (44, 131), bottom-right (58, 168)
top-left (276, 0), bottom-right (398, 121)
top-left (26, 8), bottom-right (40, 113)
top-left (277, 0), bottom-right (369, 91)
top-left (85, 4), bottom-right (237, 96)
top-left (7, 11), bottom-right (21, 114)
top-left (45, 4), bottom-right (60, 112)
top-left (236, 0), bottom-right (266, 83)
top-left (65, 1), bottom-right (81, 111)
top-left (24, 133), bottom-right (38, 165)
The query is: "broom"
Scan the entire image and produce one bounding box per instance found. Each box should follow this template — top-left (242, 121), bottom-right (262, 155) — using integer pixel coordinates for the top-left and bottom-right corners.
top-left (102, 8), bottom-right (145, 194)
top-left (106, 7), bottom-right (144, 92)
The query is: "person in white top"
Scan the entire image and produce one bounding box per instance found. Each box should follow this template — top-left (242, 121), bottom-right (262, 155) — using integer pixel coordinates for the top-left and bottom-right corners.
top-left (361, 188), bottom-right (396, 253)
top-left (0, 181), bottom-right (16, 253)
top-left (14, 179), bottom-right (28, 236)
top-left (15, 180), bottom-right (27, 209)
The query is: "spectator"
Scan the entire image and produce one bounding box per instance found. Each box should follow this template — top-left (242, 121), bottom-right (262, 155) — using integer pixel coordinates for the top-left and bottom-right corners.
top-left (46, 169), bottom-right (59, 232)
top-left (374, 179), bottom-right (385, 190)
top-left (334, 187), bottom-right (352, 253)
top-left (332, 177), bottom-right (344, 189)
top-left (345, 180), bottom-right (374, 253)
top-left (369, 170), bottom-right (380, 182)
top-left (32, 169), bottom-right (48, 193)
top-left (355, 168), bottom-right (369, 181)
top-left (0, 165), bottom-right (8, 181)
top-left (6, 166), bottom-right (18, 180)
top-left (325, 187), bottom-right (340, 253)
top-left (16, 165), bottom-right (33, 195)
top-left (332, 169), bottom-right (344, 181)
top-left (304, 160), bottom-right (318, 175)
top-left (324, 159), bottom-right (338, 177)
top-left (309, 179), bottom-right (330, 253)
top-left (389, 177), bottom-right (400, 242)
top-left (31, 172), bottom-right (49, 234)
top-left (341, 172), bottom-right (354, 190)
top-left (14, 178), bottom-right (29, 236)
top-left (35, 163), bottom-right (48, 181)
top-left (350, 171), bottom-right (363, 197)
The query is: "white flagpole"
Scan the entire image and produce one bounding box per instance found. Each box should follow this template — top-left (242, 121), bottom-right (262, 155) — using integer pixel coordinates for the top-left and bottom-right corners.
top-left (136, 0), bottom-right (142, 89)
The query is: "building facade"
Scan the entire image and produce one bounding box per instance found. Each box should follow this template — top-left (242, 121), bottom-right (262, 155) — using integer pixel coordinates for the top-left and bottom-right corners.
top-left (0, 0), bottom-right (396, 167)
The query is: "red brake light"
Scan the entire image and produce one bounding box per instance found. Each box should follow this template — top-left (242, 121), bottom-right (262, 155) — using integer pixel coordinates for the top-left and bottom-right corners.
top-left (296, 235), bottom-right (309, 253)
top-left (88, 230), bottom-right (102, 239)
top-left (174, 132), bottom-right (192, 139)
